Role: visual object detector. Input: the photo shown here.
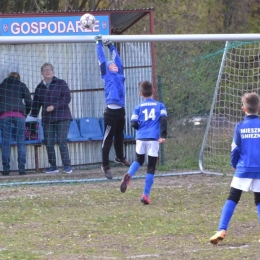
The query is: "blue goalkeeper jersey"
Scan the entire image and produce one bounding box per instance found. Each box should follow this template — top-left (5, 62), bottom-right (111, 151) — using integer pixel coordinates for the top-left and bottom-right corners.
top-left (231, 115), bottom-right (260, 178)
top-left (131, 98), bottom-right (167, 140)
top-left (96, 42), bottom-right (125, 107)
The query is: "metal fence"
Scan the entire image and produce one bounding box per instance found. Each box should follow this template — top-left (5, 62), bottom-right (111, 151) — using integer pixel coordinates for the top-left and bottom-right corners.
top-left (0, 41), bottom-right (152, 172)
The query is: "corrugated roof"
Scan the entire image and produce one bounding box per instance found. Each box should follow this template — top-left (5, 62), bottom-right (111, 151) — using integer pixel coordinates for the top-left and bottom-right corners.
top-left (0, 8), bottom-right (154, 35)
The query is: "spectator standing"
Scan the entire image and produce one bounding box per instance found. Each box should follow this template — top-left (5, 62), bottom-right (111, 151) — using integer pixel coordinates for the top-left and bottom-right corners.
top-left (120, 81), bottom-right (168, 205)
top-left (0, 72), bottom-right (32, 175)
top-left (31, 63), bottom-right (73, 174)
top-left (95, 35), bottom-right (130, 179)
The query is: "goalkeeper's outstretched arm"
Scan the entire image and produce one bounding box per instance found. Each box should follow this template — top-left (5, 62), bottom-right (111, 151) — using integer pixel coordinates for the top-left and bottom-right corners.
top-left (95, 35), bottom-right (107, 77)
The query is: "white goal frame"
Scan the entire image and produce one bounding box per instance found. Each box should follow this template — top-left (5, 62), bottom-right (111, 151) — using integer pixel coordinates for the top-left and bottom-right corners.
top-left (1, 33), bottom-right (260, 183)
top-left (0, 34), bottom-right (260, 44)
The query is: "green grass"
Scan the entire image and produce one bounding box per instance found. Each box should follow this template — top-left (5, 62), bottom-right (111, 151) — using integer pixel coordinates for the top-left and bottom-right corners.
top-left (0, 173), bottom-right (259, 259)
top-left (163, 124), bottom-right (205, 170)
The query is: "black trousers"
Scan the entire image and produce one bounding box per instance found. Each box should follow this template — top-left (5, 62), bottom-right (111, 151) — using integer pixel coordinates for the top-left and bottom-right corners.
top-left (102, 107), bottom-right (125, 167)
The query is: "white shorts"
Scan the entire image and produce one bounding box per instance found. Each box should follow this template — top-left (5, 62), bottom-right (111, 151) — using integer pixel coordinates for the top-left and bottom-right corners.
top-left (136, 140), bottom-right (159, 157)
top-left (231, 176), bottom-right (260, 192)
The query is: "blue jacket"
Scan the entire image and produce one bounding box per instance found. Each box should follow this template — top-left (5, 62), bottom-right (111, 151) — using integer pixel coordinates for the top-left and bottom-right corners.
top-left (31, 76), bottom-right (72, 124)
top-left (231, 115), bottom-right (260, 178)
top-left (96, 42), bottom-right (125, 107)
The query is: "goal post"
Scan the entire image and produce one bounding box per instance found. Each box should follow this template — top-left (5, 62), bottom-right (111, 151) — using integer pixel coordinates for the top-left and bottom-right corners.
top-left (199, 41), bottom-right (230, 175)
top-left (1, 34), bottom-right (260, 44)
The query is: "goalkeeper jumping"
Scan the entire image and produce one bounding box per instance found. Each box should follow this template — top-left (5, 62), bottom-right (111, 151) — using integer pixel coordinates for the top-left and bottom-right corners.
top-left (95, 34), bottom-right (131, 179)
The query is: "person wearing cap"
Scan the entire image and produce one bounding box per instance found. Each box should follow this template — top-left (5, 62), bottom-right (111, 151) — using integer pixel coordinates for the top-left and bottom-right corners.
top-left (0, 72), bottom-right (32, 175)
top-left (95, 34), bottom-right (131, 179)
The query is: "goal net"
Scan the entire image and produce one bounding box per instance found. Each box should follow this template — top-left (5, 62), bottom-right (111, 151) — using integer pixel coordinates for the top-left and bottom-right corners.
top-left (156, 41), bottom-right (224, 171)
top-left (0, 38), bottom-right (259, 176)
top-left (199, 41), bottom-right (260, 175)
top-left (0, 41), bottom-right (151, 172)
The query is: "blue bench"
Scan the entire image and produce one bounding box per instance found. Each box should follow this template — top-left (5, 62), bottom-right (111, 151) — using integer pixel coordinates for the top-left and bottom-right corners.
top-left (0, 117), bottom-right (134, 173)
top-left (67, 117), bottom-right (134, 168)
top-left (78, 117), bottom-right (104, 140)
top-left (69, 117), bottom-right (134, 142)
top-left (67, 119), bottom-right (87, 142)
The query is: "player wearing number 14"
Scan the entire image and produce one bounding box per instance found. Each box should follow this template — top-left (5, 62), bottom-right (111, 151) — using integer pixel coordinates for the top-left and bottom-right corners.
top-left (120, 80), bottom-right (168, 205)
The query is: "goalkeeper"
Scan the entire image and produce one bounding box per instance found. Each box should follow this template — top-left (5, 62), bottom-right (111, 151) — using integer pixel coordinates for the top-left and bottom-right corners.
top-left (209, 92), bottom-right (260, 245)
top-left (95, 34), bottom-right (130, 179)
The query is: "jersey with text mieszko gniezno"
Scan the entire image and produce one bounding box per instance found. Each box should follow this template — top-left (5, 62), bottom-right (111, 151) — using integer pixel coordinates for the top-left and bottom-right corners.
top-left (231, 115), bottom-right (260, 178)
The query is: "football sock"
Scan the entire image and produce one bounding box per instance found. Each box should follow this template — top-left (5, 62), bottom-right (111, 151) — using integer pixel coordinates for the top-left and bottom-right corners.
top-left (257, 203), bottom-right (260, 224)
top-left (218, 199), bottom-right (237, 231)
top-left (128, 161), bottom-right (140, 177)
top-left (143, 173), bottom-right (154, 196)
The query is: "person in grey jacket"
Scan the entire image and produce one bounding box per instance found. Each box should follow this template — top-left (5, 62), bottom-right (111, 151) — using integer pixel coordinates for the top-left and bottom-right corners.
top-left (31, 63), bottom-right (73, 174)
top-left (0, 72), bottom-right (32, 175)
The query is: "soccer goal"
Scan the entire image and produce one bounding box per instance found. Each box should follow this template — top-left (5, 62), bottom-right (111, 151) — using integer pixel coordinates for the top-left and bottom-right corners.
top-left (199, 40), bottom-right (260, 175)
top-left (0, 35), bottom-right (260, 176)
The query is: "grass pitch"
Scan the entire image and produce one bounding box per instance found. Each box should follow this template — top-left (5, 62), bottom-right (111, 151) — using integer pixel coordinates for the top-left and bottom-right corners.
top-left (0, 169), bottom-right (259, 260)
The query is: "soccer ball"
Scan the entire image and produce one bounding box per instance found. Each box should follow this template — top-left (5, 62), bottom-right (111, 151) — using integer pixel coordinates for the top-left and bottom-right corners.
top-left (80, 13), bottom-right (96, 29)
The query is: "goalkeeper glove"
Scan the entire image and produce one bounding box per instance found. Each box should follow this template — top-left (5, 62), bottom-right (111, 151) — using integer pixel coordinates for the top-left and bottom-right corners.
top-left (103, 39), bottom-right (113, 48)
top-left (94, 34), bottom-right (102, 44)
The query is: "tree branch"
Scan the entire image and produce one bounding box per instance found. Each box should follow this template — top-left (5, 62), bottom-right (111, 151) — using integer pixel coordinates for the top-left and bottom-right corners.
top-left (79, 0), bottom-right (88, 10)
top-left (93, 0), bottom-right (102, 10)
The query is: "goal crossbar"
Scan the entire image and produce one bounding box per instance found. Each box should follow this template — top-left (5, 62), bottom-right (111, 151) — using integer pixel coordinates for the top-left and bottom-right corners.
top-left (1, 34), bottom-right (260, 44)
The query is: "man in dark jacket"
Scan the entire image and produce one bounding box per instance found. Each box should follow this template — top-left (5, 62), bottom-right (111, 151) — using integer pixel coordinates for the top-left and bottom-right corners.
top-left (0, 72), bottom-right (32, 175)
top-left (31, 63), bottom-right (73, 174)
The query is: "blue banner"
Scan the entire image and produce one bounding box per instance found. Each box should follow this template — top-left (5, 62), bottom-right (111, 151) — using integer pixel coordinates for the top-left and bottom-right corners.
top-left (0, 15), bottom-right (109, 36)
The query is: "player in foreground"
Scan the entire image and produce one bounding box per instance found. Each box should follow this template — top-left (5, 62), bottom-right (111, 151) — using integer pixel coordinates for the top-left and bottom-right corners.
top-left (120, 81), bottom-right (167, 205)
top-left (95, 34), bottom-right (130, 179)
top-left (209, 92), bottom-right (260, 245)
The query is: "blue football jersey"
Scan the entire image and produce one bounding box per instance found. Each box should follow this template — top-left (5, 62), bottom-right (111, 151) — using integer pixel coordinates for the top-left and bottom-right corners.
top-left (231, 115), bottom-right (260, 178)
top-left (131, 98), bottom-right (167, 140)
